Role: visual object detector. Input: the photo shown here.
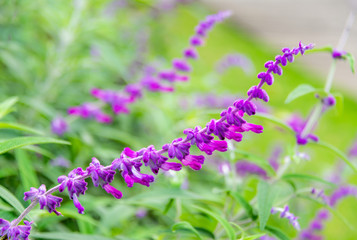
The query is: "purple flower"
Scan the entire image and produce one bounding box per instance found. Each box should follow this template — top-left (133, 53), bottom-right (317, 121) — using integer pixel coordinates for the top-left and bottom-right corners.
top-left (236, 161), bottom-right (268, 179)
top-left (247, 86), bottom-right (269, 102)
top-left (111, 153), bottom-right (154, 187)
top-left (139, 146), bottom-right (182, 174)
top-left (271, 205), bottom-right (300, 230)
top-left (287, 114), bottom-right (319, 145)
top-left (172, 59), bottom-right (191, 72)
top-left (68, 103), bottom-right (112, 123)
top-left (162, 138), bottom-right (191, 161)
top-left (329, 185), bottom-right (357, 207)
top-left (299, 209), bottom-right (329, 240)
top-left (57, 168), bottom-right (88, 214)
top-left (181, 155), bottom-right (205, 170)
top-left (220, 106), bottom-right (246, 126)
top-left (257, 72), bottom-right (274, 86)
top-left (23, 184), bottom-right (62, 216)
top-left (86, 158), bottom-right (116, 188)
top-left (50, 156), bottom-right (70, 168)
top-left (190, 36), bottom-right (203, 46)
top-left (184, 126), bottom-right (228, 155)
top-left (332, 49), bottom-right (347, 59)
top-left (51, 117), bottom-right (68, 136)
top-left (233, 99), bottom-right (257, 116)
top-left (183, 48), bottom-right (198, 59)
top-left (0, 219), bottom-right (33, 240)
top-left (215, 53), bottom-right (254, 75)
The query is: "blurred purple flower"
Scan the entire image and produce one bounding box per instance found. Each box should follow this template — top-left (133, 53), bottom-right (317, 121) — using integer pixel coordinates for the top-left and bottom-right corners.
top-left (287, 114), bottom-right (319, 145)
top-left (271, 205), bottom-right (300, 230)
top-left (216, 53), bottom-right (254, 75)
top-left (299, 209), bottom-right (329, 240)
top-left (51, 117), bottom-right (68, 136)
top-left (50, 156), bottom-right (70, 168)
top-left (236, 161), bottom-right (268, 179)
top-left (329, 185), bottom-right (357, 207)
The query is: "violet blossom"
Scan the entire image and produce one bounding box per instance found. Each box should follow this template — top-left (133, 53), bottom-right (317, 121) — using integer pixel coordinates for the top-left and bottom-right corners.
top-left (271, 205), bottom-right (300, 230)
top-left (23, 184), bottom-right (62, 216)
top-left (299, 209), bottom-right (329, 240)
top-left (0, 219), bottom-right (33, 240)
top-left (51, 117), bottom-right (68, 136)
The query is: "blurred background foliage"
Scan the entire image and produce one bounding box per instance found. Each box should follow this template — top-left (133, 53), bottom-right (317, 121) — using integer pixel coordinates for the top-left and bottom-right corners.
top-left (0, 0), bottom-right (356, 239)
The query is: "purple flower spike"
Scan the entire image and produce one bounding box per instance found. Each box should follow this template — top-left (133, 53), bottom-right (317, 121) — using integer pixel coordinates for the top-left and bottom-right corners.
top-left (162, 138), bottom-right (191, 161)
top-left (271, 205), bottom-right (300, 230)
top-left (247, 86), bottom-right (269, 102)
top-left (57, 168), bottom-right (88, 213)
top-left (257, 72), bottom-right (274, 86)
top-left (111, 155), bottom-right (154, 187)
top-left (233, 100), bottom-right (257, 116)
top-left (86, 158), bottom-right (116, 188)
top-left (103, 184), bottom-right (122, 199)
top-left (51, 117), bottom-right (68, 136)
top-left (24, 184), bottom-right (62, 216)
top-left (183, 48), bottom-right (198, 59)
top-left (181, 155), bottom-right (205, 170)
top-left (0, 219), bottom-right (33, 240)
top-left (220, 106), bottom-right (246, 126)
top-left (329, 185), bottom-right (357, 207)
top-left (172, 58), bottom-right (191, 72)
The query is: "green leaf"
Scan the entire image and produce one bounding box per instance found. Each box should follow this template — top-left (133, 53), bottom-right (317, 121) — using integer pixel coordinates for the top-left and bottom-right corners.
top-left (332, 92), bottom-right (344, 114)
top-left (228, 191), bottom-right (256, 220)
top-left (0, 184), bottom-right (33, 222)
top-left (257, 181), bottom-right (277, 230)
top-left (265, 225), bottom-right (290, 240)
top-left (0, 122), bottom-right (44, 135)
top-left (254, 113), bottom-right (295, 134)
top-left (30, 232), bottom-right (114, 240)
top-left (345, 52), bottom-right (355, 73)
top-left (309, 141), bottom-right (357, 174)
top-left (0, 136), bottom-right (70, 154)
top-left (192, 205), bottom-right (236, 240)
top-left (285, 84), bottom-right (317, 104)
top-left (15, 149), bottom-right (40, 192)
top-left (0, 96), bottom-right (18, 119)
top-left (282, 173), bottom-right (336, 187)
top-left (172, 221), bottom-right (204, 240)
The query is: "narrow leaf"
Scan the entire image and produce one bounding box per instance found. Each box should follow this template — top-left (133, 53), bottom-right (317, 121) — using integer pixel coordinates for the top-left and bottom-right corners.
top-left (0, 97), bottom-right (18, 119)
top-left (282, 173), bottom-right (336, 187)
top-left (345, 52), bottom-right (355, 73)
top-left (285, 84), bottom-right (316, 104)
top-left (229, 191), bottom-right (256, 220)
top-left (310, 141), bottom-right (357, 173)
top-left (265, 225), bottom-right (290, 240)
top-left (15, 149), bottom-right (40, 192)
top-left (30, 232), bottom-right (114, 240)
top-left (0, 122), bottom-right (44, 135)
top-left (172, 221), bottom-right (203, 240)
top-left (192, 205), bottom-right (236, 240)
top-left (0, 136), bottom-right (70, 155)
top-left (258, 181), bottom-right (277, 230)
top-left (254, 113), bottom-right (295, 134)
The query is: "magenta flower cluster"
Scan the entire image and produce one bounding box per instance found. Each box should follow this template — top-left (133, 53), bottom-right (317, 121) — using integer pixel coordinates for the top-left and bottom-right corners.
top-left (0, 42), bottom-right (313, 239)
top-left (67, 11), bottom-right (232, 124)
